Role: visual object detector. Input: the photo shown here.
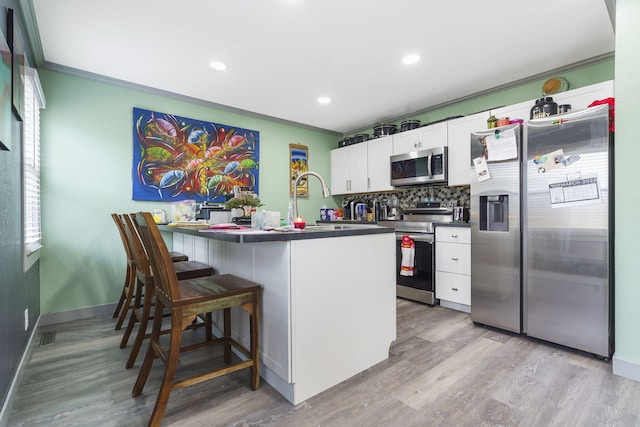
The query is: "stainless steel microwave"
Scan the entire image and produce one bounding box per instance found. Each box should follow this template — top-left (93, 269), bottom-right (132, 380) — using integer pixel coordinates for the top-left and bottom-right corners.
top-left (390, 146), bottom-right (448, 186)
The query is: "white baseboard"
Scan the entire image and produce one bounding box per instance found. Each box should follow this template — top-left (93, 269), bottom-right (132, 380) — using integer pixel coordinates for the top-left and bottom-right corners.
top-left (40, 302), bottom-right (117, 326)
top-left (439, 299), bottom-right (471, 313)
top-left (0, 316), bottom-right (41, 427)
top-left (612, 354), bottom-right (640, 382)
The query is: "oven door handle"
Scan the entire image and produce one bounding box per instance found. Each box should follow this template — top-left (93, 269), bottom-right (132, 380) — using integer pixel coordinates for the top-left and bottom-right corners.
top-left (395, 234), bottom-right (434, 243)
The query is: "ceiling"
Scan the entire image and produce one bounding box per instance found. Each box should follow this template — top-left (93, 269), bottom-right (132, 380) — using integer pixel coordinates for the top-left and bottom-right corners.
top-left (30, 0), bottom-right (615, 134)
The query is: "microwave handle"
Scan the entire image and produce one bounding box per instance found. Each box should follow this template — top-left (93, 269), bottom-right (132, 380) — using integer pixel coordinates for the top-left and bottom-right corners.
top-left (427, 153), bottom-right (433, 178)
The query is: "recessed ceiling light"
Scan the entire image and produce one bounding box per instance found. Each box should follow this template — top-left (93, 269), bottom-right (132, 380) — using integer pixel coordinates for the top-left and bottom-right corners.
top-left (318, 97), bottom-right (331, 104)
top-left (402, 54), bottom-right (420, 65)
top-left (209, 60), bottom-right (227, 71)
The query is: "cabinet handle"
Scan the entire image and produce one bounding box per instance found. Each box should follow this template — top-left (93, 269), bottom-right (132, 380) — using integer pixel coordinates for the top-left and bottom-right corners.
top-left (451, 234), bottom-right (458, 238)
top-left (368, 177), bottom-right (370, 189)
top-left (452, 287), bottom-right (459, 291)
top-left (451, 257), bottom-right (459, 261)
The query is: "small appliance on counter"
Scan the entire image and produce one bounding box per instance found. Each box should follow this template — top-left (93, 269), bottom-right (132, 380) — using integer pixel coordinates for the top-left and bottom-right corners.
top-left (196, 203), bottom-right (230, 223)
top-left (354, 203), bottom-right (367, 221)
top-left (387, 194), bottom-right (401, 220)
top-left (453, 206), bottom-right (469, 223)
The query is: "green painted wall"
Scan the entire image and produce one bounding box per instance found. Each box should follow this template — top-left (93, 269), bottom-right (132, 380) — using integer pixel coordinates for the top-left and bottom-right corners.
top-left (38, 70), bottom-right (338, 313)
top-left (613, 0), bottom-right (640, 375)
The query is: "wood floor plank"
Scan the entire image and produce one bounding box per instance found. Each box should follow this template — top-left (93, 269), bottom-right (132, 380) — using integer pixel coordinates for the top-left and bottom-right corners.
top-left (396, 336), bottom-right (505, 410)
top-left (9, 300), bottom-right (640, 427)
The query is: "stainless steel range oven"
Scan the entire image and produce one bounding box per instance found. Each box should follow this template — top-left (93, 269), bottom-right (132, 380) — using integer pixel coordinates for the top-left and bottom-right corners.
top-left (379, 201), bottom-right (455, 305)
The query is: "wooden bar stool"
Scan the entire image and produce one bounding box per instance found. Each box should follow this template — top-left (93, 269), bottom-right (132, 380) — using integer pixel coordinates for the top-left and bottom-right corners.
top-left (132, 211), bottom-right (260, 427)
top-left (119, 213), bottom-right (216, 367)
top-left (111, 213), bottom-right (190, 329)
top-left (111, 213), bottom-right (138, 330)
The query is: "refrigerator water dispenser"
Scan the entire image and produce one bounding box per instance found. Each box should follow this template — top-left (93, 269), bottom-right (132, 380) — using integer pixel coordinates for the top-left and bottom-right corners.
top-left (480, 195), bottom-right (509, 231)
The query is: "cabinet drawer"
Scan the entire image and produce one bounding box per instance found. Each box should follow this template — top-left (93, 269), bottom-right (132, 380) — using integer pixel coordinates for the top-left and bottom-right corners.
top-left (436, 271), bottom-right (470, 305)
top-left (435, 226), bottom-right (470, 244)
top-left (436, 242), bottom-right (470, 275)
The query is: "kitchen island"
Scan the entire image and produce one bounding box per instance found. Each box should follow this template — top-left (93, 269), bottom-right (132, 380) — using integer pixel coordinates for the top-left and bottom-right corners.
top-left (161, 224), bottom-right (396, 404)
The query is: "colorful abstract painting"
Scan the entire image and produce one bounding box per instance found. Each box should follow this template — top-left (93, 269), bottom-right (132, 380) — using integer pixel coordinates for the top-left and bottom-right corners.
top-left (132, 108), bottom-right (259, 202)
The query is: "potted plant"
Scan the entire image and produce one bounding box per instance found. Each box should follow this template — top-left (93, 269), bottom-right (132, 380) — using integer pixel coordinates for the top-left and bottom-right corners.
top-left (225, 196), bottom-right (263, 217)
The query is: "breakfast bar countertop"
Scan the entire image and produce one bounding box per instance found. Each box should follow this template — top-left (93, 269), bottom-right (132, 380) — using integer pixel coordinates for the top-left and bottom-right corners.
top-left (159, 223), bottom-right (394, 243)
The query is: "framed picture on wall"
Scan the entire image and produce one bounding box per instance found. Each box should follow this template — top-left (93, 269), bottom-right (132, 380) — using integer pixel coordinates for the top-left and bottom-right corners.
top-left (7, 8), bottom-right (24, 122)
top-left (131, 107), bottom-right (260, 202)
top-left (0, 25), bottom-right (12, 150)
top-left (290, 144), bottom-right (308, 197)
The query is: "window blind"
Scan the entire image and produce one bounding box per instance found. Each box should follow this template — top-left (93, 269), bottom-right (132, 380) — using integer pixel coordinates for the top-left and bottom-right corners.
top-left (23, 69), bottom-right (45, 259)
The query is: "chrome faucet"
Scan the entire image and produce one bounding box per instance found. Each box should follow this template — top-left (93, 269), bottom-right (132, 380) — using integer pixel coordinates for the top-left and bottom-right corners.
top-left (293, 171), bottom-right (331, 220)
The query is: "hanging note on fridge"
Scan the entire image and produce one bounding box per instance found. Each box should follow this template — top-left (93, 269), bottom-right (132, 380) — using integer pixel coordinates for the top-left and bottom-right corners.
top-left (473, 156), bottom-right (491, 182)
top-left (548, 174), bottom-right (602, 208)
top-left (485, 129), bottom-right (518, 161)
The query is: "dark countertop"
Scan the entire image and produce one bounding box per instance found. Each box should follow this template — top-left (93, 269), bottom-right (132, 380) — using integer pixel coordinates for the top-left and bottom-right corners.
top-left (316, 220), bottom-right (378, 225)
top-left (159, 224), bottom-right (394, 243)
top-left (319, 219), bottom-right (471, 228)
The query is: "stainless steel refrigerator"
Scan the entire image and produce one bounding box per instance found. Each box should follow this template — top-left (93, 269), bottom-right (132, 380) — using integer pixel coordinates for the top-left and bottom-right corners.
top-left (470, 122), bottom-right (523, 333)
top-left (524, 104), bottom-right (613, 358)
top-left (469, 104), bottom-right (613, 358)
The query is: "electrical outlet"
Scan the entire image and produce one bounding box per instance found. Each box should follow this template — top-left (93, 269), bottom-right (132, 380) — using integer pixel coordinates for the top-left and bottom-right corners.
top-left (24, 308), bottom-right (29, 331)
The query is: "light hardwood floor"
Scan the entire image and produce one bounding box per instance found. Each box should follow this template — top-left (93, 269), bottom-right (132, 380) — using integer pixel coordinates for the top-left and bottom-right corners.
top-left (9, 299), bottom-right (640, 426)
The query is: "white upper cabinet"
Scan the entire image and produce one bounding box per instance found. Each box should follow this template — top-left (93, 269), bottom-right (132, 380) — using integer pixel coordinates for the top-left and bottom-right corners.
top-left (392, 122), bottom-right (448, 155)
top-left (330, 142), bottom-right (375, 195)
top-left (446, 112), bottom-right (488, 186)
top-left (330, 143), bottom-right (367, 195)
top-left (330, 147), bottom-right (350, 195)
top-left (366, 136), bottom-right (394, 192)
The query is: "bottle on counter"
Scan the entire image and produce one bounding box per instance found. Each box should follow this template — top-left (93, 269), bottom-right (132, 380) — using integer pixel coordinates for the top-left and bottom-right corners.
top-left (287, 201), bottom-right (294, 226)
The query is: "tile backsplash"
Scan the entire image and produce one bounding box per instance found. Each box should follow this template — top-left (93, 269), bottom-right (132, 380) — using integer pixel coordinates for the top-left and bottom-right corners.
top-left (340, 185), bottom-right (470, 209)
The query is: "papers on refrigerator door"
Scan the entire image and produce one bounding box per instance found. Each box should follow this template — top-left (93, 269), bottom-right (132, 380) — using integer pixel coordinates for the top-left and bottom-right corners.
top-left (473, 156), bottom-right (491, 182)
top-left (533, 149), bottom-right (581, 174)
top-left (548, 173), bottom-right (602, 208)
top-left (485, 129), bottom-right (518, 161)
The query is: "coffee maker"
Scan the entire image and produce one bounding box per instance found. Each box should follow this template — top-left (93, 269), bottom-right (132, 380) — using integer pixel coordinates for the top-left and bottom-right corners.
top-left (387, 194), bottom-right (401, 220)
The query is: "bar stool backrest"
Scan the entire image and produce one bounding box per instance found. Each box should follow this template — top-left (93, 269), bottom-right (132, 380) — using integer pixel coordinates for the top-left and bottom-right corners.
top-left (121, 213), bottom-right (153, 278)
top-left (112, 214), bottom-right (135, 267)
top-left (135, 212), bottom-right (181, 302)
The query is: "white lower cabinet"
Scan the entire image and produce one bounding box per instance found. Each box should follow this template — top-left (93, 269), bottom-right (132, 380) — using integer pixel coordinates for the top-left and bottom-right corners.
top-left (435, 226), bottom-right (471, 312)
